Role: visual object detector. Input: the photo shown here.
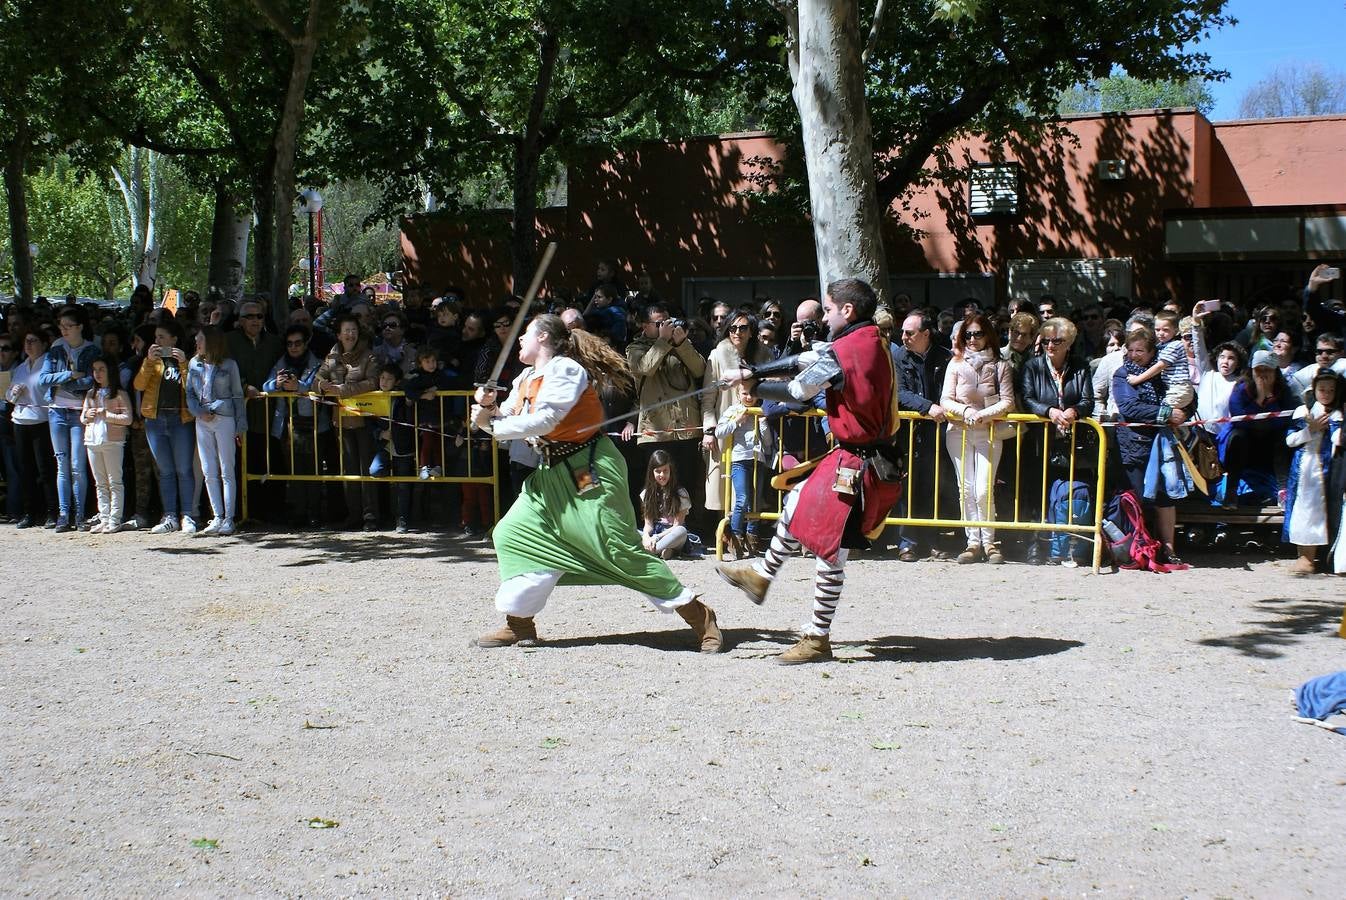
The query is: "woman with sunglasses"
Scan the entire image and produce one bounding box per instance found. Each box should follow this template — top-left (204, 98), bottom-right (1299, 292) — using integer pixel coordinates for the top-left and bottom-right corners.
top-left (1015, 317), bottom-right (1096, 565)
top-left (701, 310), bottom-right (771, 555)
top-left (940, 313), bottom-right (1016, 564)
top-left (1237, 305), bottom-right (1281, 354)
top-left (373, 310), bottom-right (417, 376)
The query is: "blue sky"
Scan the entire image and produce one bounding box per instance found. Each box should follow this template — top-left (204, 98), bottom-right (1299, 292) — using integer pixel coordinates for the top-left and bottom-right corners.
top-left (1198, 0), bottom-right (1346, 120)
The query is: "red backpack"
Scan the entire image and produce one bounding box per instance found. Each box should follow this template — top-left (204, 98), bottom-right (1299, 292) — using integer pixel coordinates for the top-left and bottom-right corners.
top-left (1103, 490), bottom-right (1189, 573)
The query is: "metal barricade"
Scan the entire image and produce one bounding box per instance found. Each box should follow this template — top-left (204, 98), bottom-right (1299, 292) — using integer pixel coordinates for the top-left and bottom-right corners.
top-left (715, 408), bottom-right (1109, 572)
top-left (240, 389), bottom-right (500, 524)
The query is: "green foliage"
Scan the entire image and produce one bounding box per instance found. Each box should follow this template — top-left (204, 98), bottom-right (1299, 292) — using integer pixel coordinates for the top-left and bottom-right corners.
top-left (313, 180), bottom-right (402, 281)
top-left (25, 155), bottom-right (213, 300)
top-left (1057, 74), bottom-right (1216, 116)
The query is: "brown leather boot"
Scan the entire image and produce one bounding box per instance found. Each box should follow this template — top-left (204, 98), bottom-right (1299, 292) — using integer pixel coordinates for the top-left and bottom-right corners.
top-left (475, 616), bottom-right (539, 648)
top-left (725, 533), bottom-right (747, 560)
top-left (716, 560), bottom-right (771, 605)
top-left (776, 634), bottom-right (832, 665)
top-left (675, 598), bottom-right (723, 653)
top-left (744, 533), bottom-right (762, 557)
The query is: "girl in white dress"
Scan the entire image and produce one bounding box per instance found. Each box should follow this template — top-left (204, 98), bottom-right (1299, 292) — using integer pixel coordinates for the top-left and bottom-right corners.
top-left (1284, 371), bottom-right (1344, 575)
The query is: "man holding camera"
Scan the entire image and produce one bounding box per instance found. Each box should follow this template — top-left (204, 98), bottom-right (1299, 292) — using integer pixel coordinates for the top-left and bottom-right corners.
top-left (716, 279), bottom-right (901, 664)
top-left (785, 298), bottom-right (825, 356)
top-left (626, 303), bottom-right (708, 523)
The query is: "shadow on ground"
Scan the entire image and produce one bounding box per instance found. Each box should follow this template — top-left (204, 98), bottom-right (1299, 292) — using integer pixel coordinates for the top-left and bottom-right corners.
top-left (1196, 595), bottom-right (1344, 660)
top-left (215, 529), bottom-right (495, 565)
top-left (538, 628), bottom-right (1083, 662)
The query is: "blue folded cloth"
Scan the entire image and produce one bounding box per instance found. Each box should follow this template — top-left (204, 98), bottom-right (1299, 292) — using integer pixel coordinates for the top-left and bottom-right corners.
top-left (1296, 670), bottom-right (1346, 720)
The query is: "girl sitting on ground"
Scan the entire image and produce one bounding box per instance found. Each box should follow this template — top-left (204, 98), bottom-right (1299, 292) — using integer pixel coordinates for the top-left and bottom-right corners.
top-left (641, 449), bottom-right (692, 560)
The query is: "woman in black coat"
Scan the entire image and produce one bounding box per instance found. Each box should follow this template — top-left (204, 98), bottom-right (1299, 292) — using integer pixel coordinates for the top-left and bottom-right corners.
top-left (1015, 316), bottom-right (1096, 564)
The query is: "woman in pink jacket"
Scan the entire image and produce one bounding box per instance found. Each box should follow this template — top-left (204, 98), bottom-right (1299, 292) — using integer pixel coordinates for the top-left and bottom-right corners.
top-left (940, 313), bottom-right (1016, 564)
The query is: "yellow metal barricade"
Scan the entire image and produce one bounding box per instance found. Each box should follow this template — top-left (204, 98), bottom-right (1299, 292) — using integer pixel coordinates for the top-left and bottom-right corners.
top-left (715, 408), bottom-right (1109, 572)
top-left (241, 389), bottom-right (500, 525)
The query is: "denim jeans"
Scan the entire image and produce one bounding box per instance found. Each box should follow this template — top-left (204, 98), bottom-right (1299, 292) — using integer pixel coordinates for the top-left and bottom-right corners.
top-left (196, 415), bottom-right (237, 520)
top-left (144, 415), bottom-right (196, 518)
top-left (729, 459), bottom-right (766, 537)
top-left (370, 450), bottom-right (413, 521)
top-left (48, 407), bottom-right (87, 523)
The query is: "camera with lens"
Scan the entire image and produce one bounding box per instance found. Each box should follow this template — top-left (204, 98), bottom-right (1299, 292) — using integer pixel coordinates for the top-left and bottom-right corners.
top-left (799, 319), bottom-right (825, 344)
top-left (668, 318), bottom-right (689, 331)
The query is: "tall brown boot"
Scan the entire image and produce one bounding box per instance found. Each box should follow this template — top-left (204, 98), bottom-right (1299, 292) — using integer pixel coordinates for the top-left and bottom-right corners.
top-left (676, 598), bottom-right (723, 653)
top-left (475, 616), bottom-right (539, 648)
top-left (744, 533), bottom-right (762, 557)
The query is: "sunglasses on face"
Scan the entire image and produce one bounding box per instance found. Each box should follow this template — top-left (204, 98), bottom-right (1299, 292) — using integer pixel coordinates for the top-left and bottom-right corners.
top-left (493, 321), bottom-right (510, 329)
top-left (1260, 315), bottom-right (1278, 323)
top-left (963, 330), bottom-right (985, 339)
top-left (727, 324), bottom-right (751, 333)
top-left (1042, 337), bottom-right (1068, 346)
top-left (383, 321), bottom-right (401, 329)
top-left (1317, 347), bottom-right (1339, 356)
top-left (286, 339), bottom-right (306, 347)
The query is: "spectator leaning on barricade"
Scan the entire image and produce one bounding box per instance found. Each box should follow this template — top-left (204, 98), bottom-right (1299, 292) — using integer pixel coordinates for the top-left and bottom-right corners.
top-left (186, 327), bottom-right (247, 537)
top-left (1016, 316), bottom-right (1097, 566)
top-left (136, 317), bottom-right (198, 534)
top-left (39, 305), bottom-right (99, 532)
top-left (227, 298), bottom-right (283, 522)
top-left (1219, 349), bottom-right (1295, 509)
top-left (316, 314), bottom-right (380, 530)
top-left (373, 309), bottom-right (417, 376)
top-left (894, 311), bottom-right (954, 561)
top-left (626, 303), bottom-right (707, 528)
top-left (1192, 305), bottom-right (1246, 442)
top-left (263, 324), bottom-right (328, 528)
top-left (7, 330), bottom-right (56, 528)
top-left (702, 308), bottom-right (771, 547)
top-left (940, 312), bottom-right (1016, 565)
top-left (1113, 326), bottom-right (1188, 562)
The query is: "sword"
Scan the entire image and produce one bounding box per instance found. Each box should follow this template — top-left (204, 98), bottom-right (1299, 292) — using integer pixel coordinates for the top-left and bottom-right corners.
top-left (476, 241), bottom-right (558, 395)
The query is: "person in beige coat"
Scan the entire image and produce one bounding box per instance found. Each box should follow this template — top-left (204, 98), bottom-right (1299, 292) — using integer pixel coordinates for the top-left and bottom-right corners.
top-left (316, 315), bottom-right (380, 529)
top-left (701, 309), bottom-right (771, 547)
top-left (940, 313), bottom-right (1016, 564)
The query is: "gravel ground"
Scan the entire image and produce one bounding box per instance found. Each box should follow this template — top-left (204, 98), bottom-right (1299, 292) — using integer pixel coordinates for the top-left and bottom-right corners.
top-left (2, 525), bottom-right (1344, 897)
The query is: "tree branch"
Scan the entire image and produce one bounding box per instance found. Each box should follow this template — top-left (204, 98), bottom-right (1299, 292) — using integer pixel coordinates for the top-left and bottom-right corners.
top-left (863, 0), bottom-right (888, 65)
top-left (249, 0), bottom-right (302, 44)
top-left (85, 105), bottom-right (228, 157)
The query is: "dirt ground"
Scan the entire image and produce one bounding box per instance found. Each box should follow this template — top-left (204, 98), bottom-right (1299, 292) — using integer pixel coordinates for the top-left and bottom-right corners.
top-left (2, 525), bottom-right (1344, 897)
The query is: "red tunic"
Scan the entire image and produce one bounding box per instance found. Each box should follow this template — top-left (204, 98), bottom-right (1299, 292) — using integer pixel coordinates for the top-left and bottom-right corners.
top-left (788, 324), bottom-right (902, 564)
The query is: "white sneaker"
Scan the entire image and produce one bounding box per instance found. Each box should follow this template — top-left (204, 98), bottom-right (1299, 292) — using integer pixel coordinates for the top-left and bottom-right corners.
top-left (217, 518), bottom-right (236, 537)
top-left (195, 518), bottom-right (222, 537)
top-left (105, 520), bottom-right (124, 534)
top-left (418, 465), bottom-right (432, 480)
top-left (180, 516), bottom-right (198, 535)
top-left (89, 521), bottom-right (106, 535)
top-left (150, 516), bottom-right (178, 534)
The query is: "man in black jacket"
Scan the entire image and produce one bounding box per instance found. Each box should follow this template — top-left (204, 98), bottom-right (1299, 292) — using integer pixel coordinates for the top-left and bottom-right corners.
top-left (893, 312), bottom-right (954, 561)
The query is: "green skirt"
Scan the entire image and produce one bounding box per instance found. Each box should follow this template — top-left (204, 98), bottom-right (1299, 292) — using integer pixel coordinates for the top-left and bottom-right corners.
top-left (494, 436), bottom-right (685, 600)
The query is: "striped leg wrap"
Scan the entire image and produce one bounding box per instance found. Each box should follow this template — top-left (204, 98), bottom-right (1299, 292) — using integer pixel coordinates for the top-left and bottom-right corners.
top-left (806, 559), bottom-right (846, 636)
top-left (756, 518), bottom-right (799, 580)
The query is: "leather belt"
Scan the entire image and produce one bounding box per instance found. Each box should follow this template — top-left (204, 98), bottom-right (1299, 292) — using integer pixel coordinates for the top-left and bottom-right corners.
top-left (537, 435), bottom-right (599, 466)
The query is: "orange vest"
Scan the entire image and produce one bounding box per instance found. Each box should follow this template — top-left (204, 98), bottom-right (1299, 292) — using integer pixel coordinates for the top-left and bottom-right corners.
top-left (518, 369), bottom-right (604, 443)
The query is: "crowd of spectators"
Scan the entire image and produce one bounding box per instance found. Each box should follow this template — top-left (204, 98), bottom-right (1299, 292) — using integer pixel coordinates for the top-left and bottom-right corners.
top-left (2, 261), bottom-right (1344, 572)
